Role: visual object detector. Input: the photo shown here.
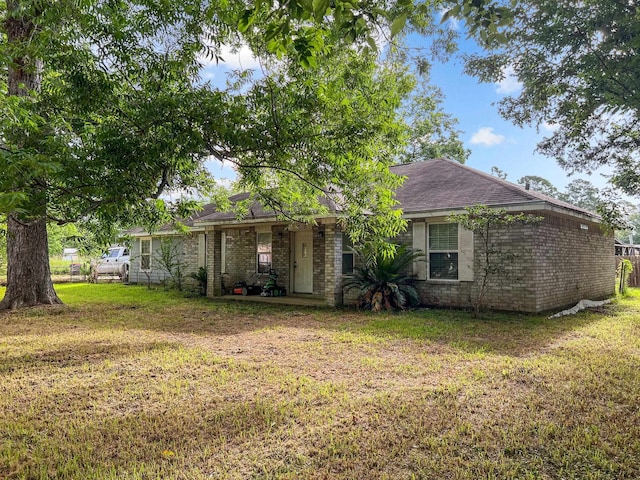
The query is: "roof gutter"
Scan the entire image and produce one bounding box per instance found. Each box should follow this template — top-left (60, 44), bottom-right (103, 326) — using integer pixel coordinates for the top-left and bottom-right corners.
top-left (128, 226), bottom-right (206, 238)
top-left (401, 201), bottom-right (601, 223)
top-left (194, 215), bottom-right (338, 227)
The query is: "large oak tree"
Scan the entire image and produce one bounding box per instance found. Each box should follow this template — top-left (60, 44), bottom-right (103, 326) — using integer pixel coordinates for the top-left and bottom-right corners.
top-left (1, 0), bottom-right (466, 308)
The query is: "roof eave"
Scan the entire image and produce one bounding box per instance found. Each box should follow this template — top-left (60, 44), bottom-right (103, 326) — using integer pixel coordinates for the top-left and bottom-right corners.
top-left (128, 226), bottom-right (206, 238)
top-left (194, 214), bottom-right (338, 227)
top-left (401, 201), bottom-right (601, 223)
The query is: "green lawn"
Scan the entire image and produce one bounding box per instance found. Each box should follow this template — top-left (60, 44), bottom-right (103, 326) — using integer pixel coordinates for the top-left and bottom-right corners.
top-left (0, 284), bottom-right (639, 479)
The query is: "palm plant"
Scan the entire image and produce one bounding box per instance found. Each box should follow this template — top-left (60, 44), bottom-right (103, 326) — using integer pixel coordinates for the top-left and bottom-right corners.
top-left (344, 243), bottom-right (423, 311)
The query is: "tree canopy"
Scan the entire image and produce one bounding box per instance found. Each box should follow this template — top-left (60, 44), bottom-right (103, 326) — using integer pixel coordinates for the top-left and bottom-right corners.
top-left (458, 0), bottom-right (640, 196)
top-left (517, 176), bottom-right (560, 199)
top-left (0, 0), bottom-right (466, 308)
top-left (517, 175), bottom-right (602, 214)
top-left (616, 206), bottom-right (640, 244)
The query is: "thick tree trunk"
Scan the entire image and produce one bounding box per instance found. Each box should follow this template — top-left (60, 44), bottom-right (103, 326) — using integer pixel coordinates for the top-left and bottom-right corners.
top-left (0, 215), bottom-right (61, 310)
top-left (0, 2), bottom-right (61, 309)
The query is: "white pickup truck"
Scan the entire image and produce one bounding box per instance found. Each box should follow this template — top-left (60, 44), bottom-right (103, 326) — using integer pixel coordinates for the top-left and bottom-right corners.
top-left (95, 246), bottom-right (130, 281)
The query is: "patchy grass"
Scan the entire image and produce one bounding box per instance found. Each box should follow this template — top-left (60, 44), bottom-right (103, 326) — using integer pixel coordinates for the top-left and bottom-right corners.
top-left (0, 284), bottom-right (639, 479)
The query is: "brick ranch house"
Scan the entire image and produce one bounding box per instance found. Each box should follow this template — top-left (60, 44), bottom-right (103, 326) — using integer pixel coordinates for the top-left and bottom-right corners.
top-left (128, 159), bottom-right (615, 313)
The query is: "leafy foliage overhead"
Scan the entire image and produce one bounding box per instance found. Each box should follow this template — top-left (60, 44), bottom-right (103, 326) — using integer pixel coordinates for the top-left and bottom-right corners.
top-left (458, 0), bottom-right (640, 196)
top-left (0, 0), bottom-right (469, 245)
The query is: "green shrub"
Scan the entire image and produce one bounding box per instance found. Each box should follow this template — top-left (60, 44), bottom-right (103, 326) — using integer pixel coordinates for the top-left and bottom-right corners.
top-left (344, 244), bottom-right (422, 312)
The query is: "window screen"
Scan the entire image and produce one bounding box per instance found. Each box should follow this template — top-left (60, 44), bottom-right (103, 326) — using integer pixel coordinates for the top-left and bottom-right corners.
top-left (428, 224), bottom-right (458, 280)
top-left (257, 232), bottom-right (272, 273)
top-left (342, 233), bottom-right (354, 275)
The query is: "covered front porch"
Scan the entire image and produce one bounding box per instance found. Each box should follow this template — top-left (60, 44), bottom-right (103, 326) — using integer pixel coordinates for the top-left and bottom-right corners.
top-left (202, 220), bottom-right (345, 307)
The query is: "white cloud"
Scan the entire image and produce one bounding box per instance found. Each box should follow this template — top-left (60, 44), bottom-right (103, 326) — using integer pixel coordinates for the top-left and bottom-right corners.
top-left (541, 121), bottom-right (560, 132)
top-left (218, 44), bottom-right (261, 70)
top-left (438, 8), bottom-right (461, 31)
top-left (371, 27), bottom-right (390, 52)
top-left (198, 43), bottom-right (261, 70)
top-left (200, 68), bottom-right (216, 81)
top-left (470, 127), bottom-right (506, 147)
top-left (495, 66), bottom-right (522, 94)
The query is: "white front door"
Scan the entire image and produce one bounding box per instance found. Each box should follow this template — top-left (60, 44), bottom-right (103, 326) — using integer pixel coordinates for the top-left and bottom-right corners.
top-left (294, 230), bottom-right (313, 293)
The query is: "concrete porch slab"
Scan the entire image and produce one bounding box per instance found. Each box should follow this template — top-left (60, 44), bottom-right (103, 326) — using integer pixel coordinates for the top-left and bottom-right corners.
top-left (220, 293), bottom-right (326, 307)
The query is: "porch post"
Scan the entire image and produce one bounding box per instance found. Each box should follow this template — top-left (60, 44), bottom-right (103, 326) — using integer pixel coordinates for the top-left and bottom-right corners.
top-left (324, 222), bottom-right (343, 306)
top-left (206, 226), bottom-right (223, 297)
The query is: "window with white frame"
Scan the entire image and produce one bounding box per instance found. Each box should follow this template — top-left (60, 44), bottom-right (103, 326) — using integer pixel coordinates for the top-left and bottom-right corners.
top-left (140, 238), bottom-right (151, 270)
top-left (428, 223), bottom-right (458, 280)
top-left (257, 231), bottom-right (272, 273)
top-left (342, 232), bottom-right (354, 275)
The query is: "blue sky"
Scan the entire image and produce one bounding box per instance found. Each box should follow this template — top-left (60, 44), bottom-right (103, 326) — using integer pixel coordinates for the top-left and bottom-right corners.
top-left (426, 34), bottom-right (610, 192)
top-left (199, 30), bottom-right (610, 193)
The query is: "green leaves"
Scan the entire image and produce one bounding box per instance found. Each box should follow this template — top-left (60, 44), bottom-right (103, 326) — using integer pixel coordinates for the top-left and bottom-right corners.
top-left (343, 243), bottom-right (423, 311)
top-left (311, 0), bottom-right (330, 22)
top-left (390, 12), bottom-right (408, 38)
top-left (463, 0), bottom-right (640, 198)
top-left (441, 0), bottom-right (513, 45)
top-left (214, 47), bottom-right (413, 243)
top-left (0, 0), bottom-right (458, 252)
top-left (237, 9), bottom-right (254, 32)
top-left (0, 192), bottom-right (29, 213)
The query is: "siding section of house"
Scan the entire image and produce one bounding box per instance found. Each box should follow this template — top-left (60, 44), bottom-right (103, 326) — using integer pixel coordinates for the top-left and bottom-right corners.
top-left (130, 235), bottom-right (201, 288)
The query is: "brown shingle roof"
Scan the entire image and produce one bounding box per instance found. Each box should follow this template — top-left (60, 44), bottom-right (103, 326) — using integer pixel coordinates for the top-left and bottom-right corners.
top-left (196, 192), bottom-right (338, 223)
top-left (196, 193), bottom-right (272, 222)
top-left (130, 159), bottom-right (597, 234)
top-left (390, 159), bottom-right (597, 218)
top-left (126, 202), bottom-right (220, 235)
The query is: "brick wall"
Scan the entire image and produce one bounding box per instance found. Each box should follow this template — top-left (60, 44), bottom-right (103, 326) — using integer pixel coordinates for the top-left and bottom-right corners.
top-left (272, 225), bottom-right (291, 292)
top-left (313, 227), bottom-right (326, 296)
top-left (222, 227), bottom-right (257, 285)
top-left (209, 229), bottom-right (222, 296)
top-left (324, 223), bottom-right (342, 306)
top-left (146, 210), bottom-right (614, 313)
top-left (532, 214), bottom-right (614, 311)
top-left (206, 228), bottom-right (217, 297)
top-left (205, 224), bottom-right (324, 298)
top-left (403, 213), bottom-right (613, 313)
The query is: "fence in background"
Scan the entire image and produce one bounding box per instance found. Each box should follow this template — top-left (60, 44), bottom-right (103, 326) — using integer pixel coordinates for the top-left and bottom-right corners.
top-left (616, 256), bottom-right (640, 287)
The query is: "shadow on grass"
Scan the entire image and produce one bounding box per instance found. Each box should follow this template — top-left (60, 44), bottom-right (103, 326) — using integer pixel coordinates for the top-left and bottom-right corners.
top-left (1, 286), bottom-right (637, 478)
top-left (24, 283), bottom-right (621, 358)
top-left (343, 306), bottom-right (618, 356)
top-left (0, 339), bottom-right (180, 374)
